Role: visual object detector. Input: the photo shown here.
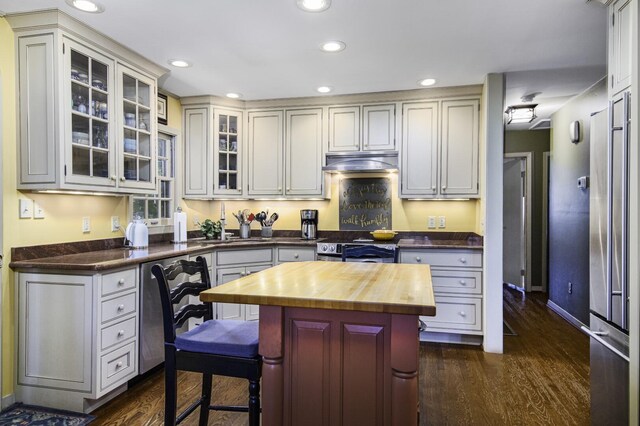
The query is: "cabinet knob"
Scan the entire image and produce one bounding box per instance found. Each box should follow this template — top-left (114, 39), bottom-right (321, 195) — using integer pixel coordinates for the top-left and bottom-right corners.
top-left (432, 186), bottom-right (436, 190)
top-left (118, 278), bottom-right (125, 286)
top-left (459, 280), bottom-right (466, 285)
top-left (458, 258), bottom-right (467, 264)
top-left (116, 361), bottom-right (123, 369)
top-left (117, 304), bottom-right (125, 312)
top-left (286, 188), bottom-right (291, 191)
top-left (278, 187), bottom-right (282, 191)
top-left (117, 330), bottom-right (125, 337)
top-left (458, 311), bottom-right (466, 317)
top-left (415, 257), bottom-right (422, 262)
top-left (247, 271), bottom-right (252, 275)
top-left (442, 186), bottom-right (447, 191)
top-left (294, 253), bottom-right (299, 259)
top-left (110, 175), bottom-right (117, 181)
top-left (120, 177), bottom-right (126, 182)
top-left (240, 272), bottom-right (246, 277)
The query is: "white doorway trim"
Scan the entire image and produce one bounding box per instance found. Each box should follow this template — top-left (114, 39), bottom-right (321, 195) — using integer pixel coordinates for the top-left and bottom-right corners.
top-left (504, 152), bottom-right (532, 292)
top-left (540, 151), bottom-right (550, 293)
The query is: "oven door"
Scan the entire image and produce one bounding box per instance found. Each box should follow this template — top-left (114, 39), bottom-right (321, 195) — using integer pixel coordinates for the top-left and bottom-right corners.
top-left (344, 257), bottom-right (395, 263)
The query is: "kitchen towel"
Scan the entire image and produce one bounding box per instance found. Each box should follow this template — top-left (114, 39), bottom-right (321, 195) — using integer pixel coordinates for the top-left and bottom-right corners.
top-left (173, 208), bottom-right (188, 243)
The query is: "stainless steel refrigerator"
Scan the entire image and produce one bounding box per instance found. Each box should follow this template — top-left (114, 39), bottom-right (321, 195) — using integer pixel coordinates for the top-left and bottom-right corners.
top-left (583, 91), bottom-right (630, 425)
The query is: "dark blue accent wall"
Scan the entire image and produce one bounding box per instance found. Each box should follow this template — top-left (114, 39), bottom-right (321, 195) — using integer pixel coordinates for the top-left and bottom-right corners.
top-left (549, 79), bottom-right (607, 325)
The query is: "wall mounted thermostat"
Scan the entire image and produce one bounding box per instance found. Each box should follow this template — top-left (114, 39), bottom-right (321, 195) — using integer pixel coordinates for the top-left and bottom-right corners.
top-left (569, 120), bottom-right (581, 144)
top-left (577, 176), bottom-right (589, 190)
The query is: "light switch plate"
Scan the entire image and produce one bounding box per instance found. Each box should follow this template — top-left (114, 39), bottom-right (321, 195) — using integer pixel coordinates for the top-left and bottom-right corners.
top-left (33, 202), bottom-right (45, 219)
top-left (82, 216), bottom-right (91, 233)
top-left (111, 216), bottom-right (120, 232)
top-left (438, 216), bottom-right (446, 228)
top-left (19, 199), bottom-right (33, 219)
top-left (428, 216), bottom-right (436, 229)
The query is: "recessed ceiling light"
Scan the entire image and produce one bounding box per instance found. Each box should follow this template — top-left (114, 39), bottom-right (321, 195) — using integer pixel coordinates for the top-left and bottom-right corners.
top-left (296, 0), bottom-right (331, 12)
top-left (65, 0), bottom-right (104, 13)
top-left (169, 59), bottom-right (191, 68)
top-left (418, 78), bottom-right (437, 87)
top-left (226, 93), bottom-right (242, 99)
top-left (321, 41), bottom-right (346, 53)
top-left (317, 86), bottom-right (332, 93)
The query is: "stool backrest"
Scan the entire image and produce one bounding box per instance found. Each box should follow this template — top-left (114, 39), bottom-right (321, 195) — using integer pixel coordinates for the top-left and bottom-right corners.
top-left (151, 256), bottom-right (213, 344)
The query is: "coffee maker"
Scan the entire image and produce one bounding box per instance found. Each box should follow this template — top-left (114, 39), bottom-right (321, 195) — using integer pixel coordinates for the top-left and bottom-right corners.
top-left (300, 209), bottom-right (318, 240)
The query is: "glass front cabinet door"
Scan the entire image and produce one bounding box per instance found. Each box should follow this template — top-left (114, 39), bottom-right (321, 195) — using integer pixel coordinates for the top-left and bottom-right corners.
top-left (64, 39), bottom-right (116, 188)
top-left (118, 64), bottom-right (156, 191)
top-left (214, 109), bottom-right (242, 196)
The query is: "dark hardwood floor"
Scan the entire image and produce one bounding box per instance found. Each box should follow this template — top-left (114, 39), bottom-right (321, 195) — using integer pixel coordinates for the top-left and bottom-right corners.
top-left (93, 287), bottom-right (589, 425)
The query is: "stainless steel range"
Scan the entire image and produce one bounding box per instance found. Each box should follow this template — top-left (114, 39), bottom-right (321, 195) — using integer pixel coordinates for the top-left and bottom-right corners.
top-left (316, 239), bottom-right (397, 263)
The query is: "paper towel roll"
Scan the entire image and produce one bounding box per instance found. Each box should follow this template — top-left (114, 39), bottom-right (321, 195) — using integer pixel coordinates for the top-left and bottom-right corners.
top-left (173, 207), bottom-right (187, 243)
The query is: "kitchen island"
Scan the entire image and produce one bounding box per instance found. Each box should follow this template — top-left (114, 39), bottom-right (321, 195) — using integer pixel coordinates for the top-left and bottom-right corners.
top-left (200, 261), bottom-right (436, 426)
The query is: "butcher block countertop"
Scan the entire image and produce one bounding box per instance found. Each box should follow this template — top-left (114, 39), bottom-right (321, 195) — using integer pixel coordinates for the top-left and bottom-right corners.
top-left (200, 261), bottom-right (436, 316)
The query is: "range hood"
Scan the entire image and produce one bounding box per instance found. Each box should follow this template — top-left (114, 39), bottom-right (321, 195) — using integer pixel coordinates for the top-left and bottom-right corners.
top-left (322, 152), bottom-right (399, 173)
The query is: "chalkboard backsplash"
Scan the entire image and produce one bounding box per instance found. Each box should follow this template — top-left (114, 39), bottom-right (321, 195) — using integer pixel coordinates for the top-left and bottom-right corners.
top-left (339, 178), bottom-right (392, 231)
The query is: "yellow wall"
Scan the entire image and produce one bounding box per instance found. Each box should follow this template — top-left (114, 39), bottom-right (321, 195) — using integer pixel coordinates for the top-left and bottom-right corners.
top-left (181, 173), bottom-right (478, 234)
top-left (0, 17), bottom-right (479, 398)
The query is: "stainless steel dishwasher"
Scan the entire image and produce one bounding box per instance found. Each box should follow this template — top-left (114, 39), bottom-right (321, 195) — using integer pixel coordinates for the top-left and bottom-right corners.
top-left (139, 255), bottom-right (189, 374)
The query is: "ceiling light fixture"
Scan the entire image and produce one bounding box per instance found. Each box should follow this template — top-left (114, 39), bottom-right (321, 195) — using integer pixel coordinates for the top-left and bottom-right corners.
top-left (66, 0), bottom-right (104, 13)
top-left (317, 86), bottom-right (332, 93)
top-left (418, 78), bottom-right (436, 87)
top-left (169, 59), bottom-right (191, 68)
top-left (296, 0), bottom-right (331, 12)
top-left (505, 104), bottom-right (538, 124)
top-left (321, 41), bottom-right (346, 52)
top-left (226, 93), bottom-right (242, 99)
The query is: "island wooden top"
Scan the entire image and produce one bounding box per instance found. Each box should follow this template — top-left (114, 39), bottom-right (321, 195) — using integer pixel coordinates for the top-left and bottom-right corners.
top-left (200, 261), bottom-right (436, 316)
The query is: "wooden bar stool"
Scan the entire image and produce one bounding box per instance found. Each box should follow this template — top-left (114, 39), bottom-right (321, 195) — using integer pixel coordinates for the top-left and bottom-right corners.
top-left (151, 256), bottom-right (261, 426)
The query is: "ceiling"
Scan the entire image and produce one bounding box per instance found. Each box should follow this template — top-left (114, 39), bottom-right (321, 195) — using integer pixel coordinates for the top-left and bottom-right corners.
top-left (0, 0), bottom-right (608, 129)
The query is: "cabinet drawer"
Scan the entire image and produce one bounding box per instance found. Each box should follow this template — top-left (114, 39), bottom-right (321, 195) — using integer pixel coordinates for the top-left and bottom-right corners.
top-left (400, 249), bottom-right (482, 268)
top-left (101, 292), bottom-right (136, 324)
top-left (190, 252), bottom-right (213, 266)
top-left (278, 247), bottom-right (315, 262)
top-left (431, 270), bottom-right (482, 295)
top-left (422, 296), bottom-right (482, 332)
top-left (102, 268), bottom-right (136, 296)
top-left (100, 317), bottom-right (136, 351)
top-left (217, 248), bottom-right (273, 266)
top-left (100, 342), bottom-right (136, 391)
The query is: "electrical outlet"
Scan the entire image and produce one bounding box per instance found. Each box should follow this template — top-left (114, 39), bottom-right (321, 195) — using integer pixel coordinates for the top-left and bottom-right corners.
top-left (428, 216), bottom-right (436, 229)
top-left (111, 216), bottom-right (120, 232)
top-left (82, 216), bottom-right (91, 233)
top-left (568, 282), bottom-right (573, 294)
top-left (438, 216), bottom-right (446, 228)
top-left (19, 199), bottom-right (33, 219)
top-left (33, 202), bottom-right (45, 219)
top-left (194, 215), bottom-right (199, 226)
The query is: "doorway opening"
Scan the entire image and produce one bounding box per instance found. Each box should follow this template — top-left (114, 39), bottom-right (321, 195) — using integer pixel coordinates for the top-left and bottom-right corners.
top-left (503, 153), bottom-right (532, 293)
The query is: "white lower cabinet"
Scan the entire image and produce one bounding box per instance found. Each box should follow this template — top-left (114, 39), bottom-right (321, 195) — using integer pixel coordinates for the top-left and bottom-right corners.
top-left (400, 249), bottom-right (483, 336)
top-left (16, 267), bottom-right (139, 413)
top-left (215, 248), bottom-right (273, 321)
top-left (276, 246), bottom-right (317, 264)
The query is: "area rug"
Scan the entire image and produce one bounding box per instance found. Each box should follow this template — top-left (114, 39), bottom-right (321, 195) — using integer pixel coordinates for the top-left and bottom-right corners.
top-left (0, 403), bottom-right (95, 425)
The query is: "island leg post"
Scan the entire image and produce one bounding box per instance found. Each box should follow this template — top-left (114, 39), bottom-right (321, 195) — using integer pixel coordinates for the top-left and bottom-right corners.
top-left (391, 314), bottom-right (419, 425)
top-left (259, 306), bottom-right (284, 426)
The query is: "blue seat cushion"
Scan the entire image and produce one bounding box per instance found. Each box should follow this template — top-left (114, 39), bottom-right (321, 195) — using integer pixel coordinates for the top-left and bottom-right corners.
top-left (175, 320), bottom-right (259, 358)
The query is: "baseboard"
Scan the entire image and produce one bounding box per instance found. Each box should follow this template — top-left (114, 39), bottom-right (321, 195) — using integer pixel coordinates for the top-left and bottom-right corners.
top-left (2, 393), bottom-right (16, 409)
top-left (546, 299), bottom-right (588, 333)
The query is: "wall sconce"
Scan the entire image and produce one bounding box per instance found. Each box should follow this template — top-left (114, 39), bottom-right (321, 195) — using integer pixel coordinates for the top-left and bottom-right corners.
top-left (505, 104), bottom-right (538, 124)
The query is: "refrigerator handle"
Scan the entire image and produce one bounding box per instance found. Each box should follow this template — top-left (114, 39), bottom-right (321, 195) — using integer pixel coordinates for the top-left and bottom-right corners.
top-left (581, 326), bottom-right (630, 362)
top-left (607, 100), bottom-right (614, 322)
top-left (621, 91), bottom-right (630, 330)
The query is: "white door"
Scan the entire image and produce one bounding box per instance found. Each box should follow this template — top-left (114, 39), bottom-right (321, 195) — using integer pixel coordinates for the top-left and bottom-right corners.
top-left (216, 267), bottom-right (245, 320)
top-left (244, 264), bottom-right (271, 321)
top-left (503, 157), bottom-right (526, 290)
top-left (248, 110), bottom-right (284, 196)
top-left (285, 108), bottom-right (323, 196)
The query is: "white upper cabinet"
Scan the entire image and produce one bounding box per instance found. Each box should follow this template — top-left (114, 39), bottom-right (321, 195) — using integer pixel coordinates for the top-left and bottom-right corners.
top-left (608, 0), bottom-right (632, 96)
top-left (401, 98), bottom-right (480, 199)
top-left (401, 102), bottom-right (439, 197)
top-left (9, 10), bottom-right (164, 194)
top-left (248, 110), bottom-right (284, 196)
top-left (440, 99), bottom-right (479, 196)
top-left (286, 108), bottom-right (323, 196)
top-left (328, 103), bottom-right (396, 152)
top-left (183, 107), bottom-right (210, 197)
top-left (362, 104), bottom-right (396, 151)
top-left (328, 106), bottom-right (360, 152)
top-left (214, 109), bottom-right (243, 196)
